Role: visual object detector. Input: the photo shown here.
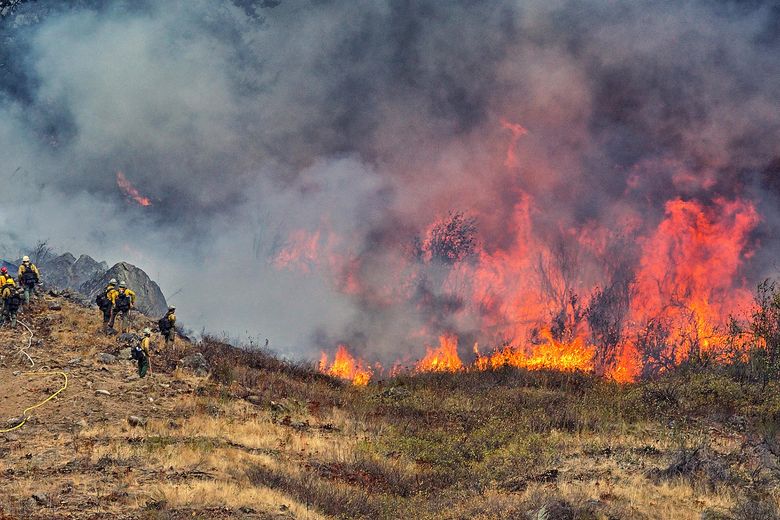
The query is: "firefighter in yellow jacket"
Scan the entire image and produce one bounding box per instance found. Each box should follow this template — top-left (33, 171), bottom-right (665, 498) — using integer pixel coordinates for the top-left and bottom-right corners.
top-left (1, 279), bottom-right (22, 327)
top-left (97, 279), bottom-right (118, 332)
top-left (132, 328), bottom-right (152, 378)
top-left (17, 256), bottom-right (40, 304)
top-left (0, 267), bottom-right (8, 314)
top-left (159, 306), bottom-right (176, 346)
top-left (108, 281), bottom-right (136, 333)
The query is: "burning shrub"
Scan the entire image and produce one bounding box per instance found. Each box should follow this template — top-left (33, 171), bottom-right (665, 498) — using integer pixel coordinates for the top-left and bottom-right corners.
top-left (723, 280), bottom-right (780, 382)
top-left (420, 211), bottom-right (477, 265)
top-left (635, 319), bottom-right (676, 380)
top-left (746, 280), bottom-right (780, 373)
top-left (587, 282), bottom-right (631, 376)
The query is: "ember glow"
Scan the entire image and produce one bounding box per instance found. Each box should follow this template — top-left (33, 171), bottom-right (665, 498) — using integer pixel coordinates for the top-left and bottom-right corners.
top-left (116, 172), bottom-right (152, 207)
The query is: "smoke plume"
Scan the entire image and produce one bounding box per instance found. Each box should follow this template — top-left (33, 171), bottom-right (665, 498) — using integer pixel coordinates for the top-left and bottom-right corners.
top-left (1, 0), bottom-right (779, 366)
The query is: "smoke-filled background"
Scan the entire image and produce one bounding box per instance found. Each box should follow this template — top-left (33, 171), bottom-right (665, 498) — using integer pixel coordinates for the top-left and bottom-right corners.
top-left (1, 0), bottom-right (780, 369)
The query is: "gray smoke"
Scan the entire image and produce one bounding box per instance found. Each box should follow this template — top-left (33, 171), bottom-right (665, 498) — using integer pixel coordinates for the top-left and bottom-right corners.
top-left (1, 0), bottom-right (779, 361)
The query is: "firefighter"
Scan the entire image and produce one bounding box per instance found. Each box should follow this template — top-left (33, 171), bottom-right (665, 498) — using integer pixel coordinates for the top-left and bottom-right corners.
top-left (131, 328), bottom-right (152, 378)
top-left (159, 306), bottom-right (176, 346)
top-left (108, 281), bottom-right (136, 333)
top-left (96, 278), bottom-right (118, 332)
top-left (1, 280), bottom-right (22, 327)
top-left (17, 256), bottom-right (40, 304)
top-left (0, 267), bottom-right (8, 315)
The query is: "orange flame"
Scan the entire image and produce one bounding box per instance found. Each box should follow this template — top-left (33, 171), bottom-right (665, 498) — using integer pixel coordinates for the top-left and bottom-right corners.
top-left (415, 334), bottom-right (464, 373)
top-left (116, 171), bottom-right (152, 206)
top-left (319, 345), bottom-right (372, 386)
top-left (273, 229), bottom-right (322, 272)
top-left (474, 328), bottom-right (595, 373)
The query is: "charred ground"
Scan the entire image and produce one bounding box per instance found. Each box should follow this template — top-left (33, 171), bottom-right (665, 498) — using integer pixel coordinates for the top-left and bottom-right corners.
top-left (0, 295), bottom-right (777, 519)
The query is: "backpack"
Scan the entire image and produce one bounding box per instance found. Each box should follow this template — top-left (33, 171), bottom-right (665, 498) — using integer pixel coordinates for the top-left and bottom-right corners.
top-left (158, 316), bottom-right (171, 332)
top-left (21, 266), bottom-right (37, 285)
top-left (6, 293), bottom-right (22, 312)
top-left (96, 289), bottom-right (110, 309)
top-left (115, 291), bottom-right (131, 311)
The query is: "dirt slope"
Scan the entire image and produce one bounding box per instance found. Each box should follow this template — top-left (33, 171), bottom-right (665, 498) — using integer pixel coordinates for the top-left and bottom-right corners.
top-left (0, 296), bottom-right (330, 519)
top-left (1, 294), bottom-right (779, 520)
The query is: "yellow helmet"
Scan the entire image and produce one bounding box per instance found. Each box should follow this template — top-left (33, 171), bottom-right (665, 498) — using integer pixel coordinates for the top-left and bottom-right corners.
top-left (4, 278), bottom-right (15, 286)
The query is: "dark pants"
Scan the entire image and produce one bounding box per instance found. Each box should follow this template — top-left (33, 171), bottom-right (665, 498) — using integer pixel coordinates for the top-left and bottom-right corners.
top-left (137, 352), bottom-right (149, 377)
top-left (101, 307), bottom-right (112, 327)
top-left (109, 308), bottom-right (130, 332)
top-left (162, 328), bottom-right (175, 345)
top-left (2, 309), bottom-right (17, 327)
top-left (23, 283), bottom-right (35, 304)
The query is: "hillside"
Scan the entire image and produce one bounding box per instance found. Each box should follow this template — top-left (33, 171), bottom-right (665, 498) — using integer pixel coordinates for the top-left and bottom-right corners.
top-left (0, 296), bottom-right (779, 519)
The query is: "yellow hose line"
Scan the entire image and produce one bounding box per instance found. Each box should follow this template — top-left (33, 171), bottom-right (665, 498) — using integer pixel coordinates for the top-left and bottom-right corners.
top-left (0, 371), bottom-right (68, 433)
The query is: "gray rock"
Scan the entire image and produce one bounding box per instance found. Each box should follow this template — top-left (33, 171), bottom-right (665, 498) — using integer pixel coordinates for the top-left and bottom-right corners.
top-left (380, 387), bottom-right (411, 400)
top-left (118, 348), bottom-right (132, 360)
top-left (81, 262), bottom-right (168, 318)
top-left (75, 419), bottom-right (88, 429)
top-left (96, 353), bottom-right (117, 364)
top-left (6, 416), bottom-right (24, 429)
top-left (38, 253), bottom-right (77, 290)
top-left (270, 400), bottom-right (289, 413)
top-left (48, 303), bottom-right (62, 311)
top-left (4, 433), bottom-right (19, 442)
top-left (178, 352), bottom-right (210, 376)
top-left (118, 333), bottom-right (140, 345)
top-left (39, 253), bottom-right (106, 293)
top-left (128, 416), bottom-right (147, 427)
top-left (31, 493), bottom-right (50, 506)
top-left (95, 389), bottom-right (111, 396)
top-left (67, 357), bottom-right (82, 366)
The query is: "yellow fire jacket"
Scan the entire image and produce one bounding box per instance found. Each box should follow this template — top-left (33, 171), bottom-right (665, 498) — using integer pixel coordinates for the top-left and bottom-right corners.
top-left (17, 263), bottom-right (40, 282)
top-left (109, 288), bottom-right (136, 308)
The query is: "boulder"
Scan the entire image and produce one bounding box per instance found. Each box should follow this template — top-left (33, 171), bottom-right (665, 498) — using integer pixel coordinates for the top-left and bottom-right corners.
top-left (81, 262), bottom-right (168, 318)
top-left (96, 353), bottom-right (117, 365)
top-left (118, 333), bottom-right (141, 345)
top-left (31, 493), bottom-right (50, 507)
top-left (178, 352), bottom-right (210, 376)
top-left (128, 416), bottom-right (147, 427)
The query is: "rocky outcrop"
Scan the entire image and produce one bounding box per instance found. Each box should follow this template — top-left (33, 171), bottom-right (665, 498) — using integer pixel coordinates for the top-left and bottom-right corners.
top-left (40, 253), bottom-right (107, 291)
top-left (3, 252), bottom-right (168, 318)
top-left (81, 262), bottom-right (168, 318)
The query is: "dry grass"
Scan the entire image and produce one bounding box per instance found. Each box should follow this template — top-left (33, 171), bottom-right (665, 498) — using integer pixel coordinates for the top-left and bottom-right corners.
top-left (3, 296), bottom-right (780, 519)
top-left (151, 480), bottom-right (325, 518)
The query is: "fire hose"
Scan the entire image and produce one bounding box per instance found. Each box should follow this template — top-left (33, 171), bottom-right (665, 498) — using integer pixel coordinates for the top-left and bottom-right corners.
top-left (0, 316), bottom-right (68, 433)
top-left (17, 319), bottom-right (34, 367)
top-left (0, 371), bottom-right (68, 433)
